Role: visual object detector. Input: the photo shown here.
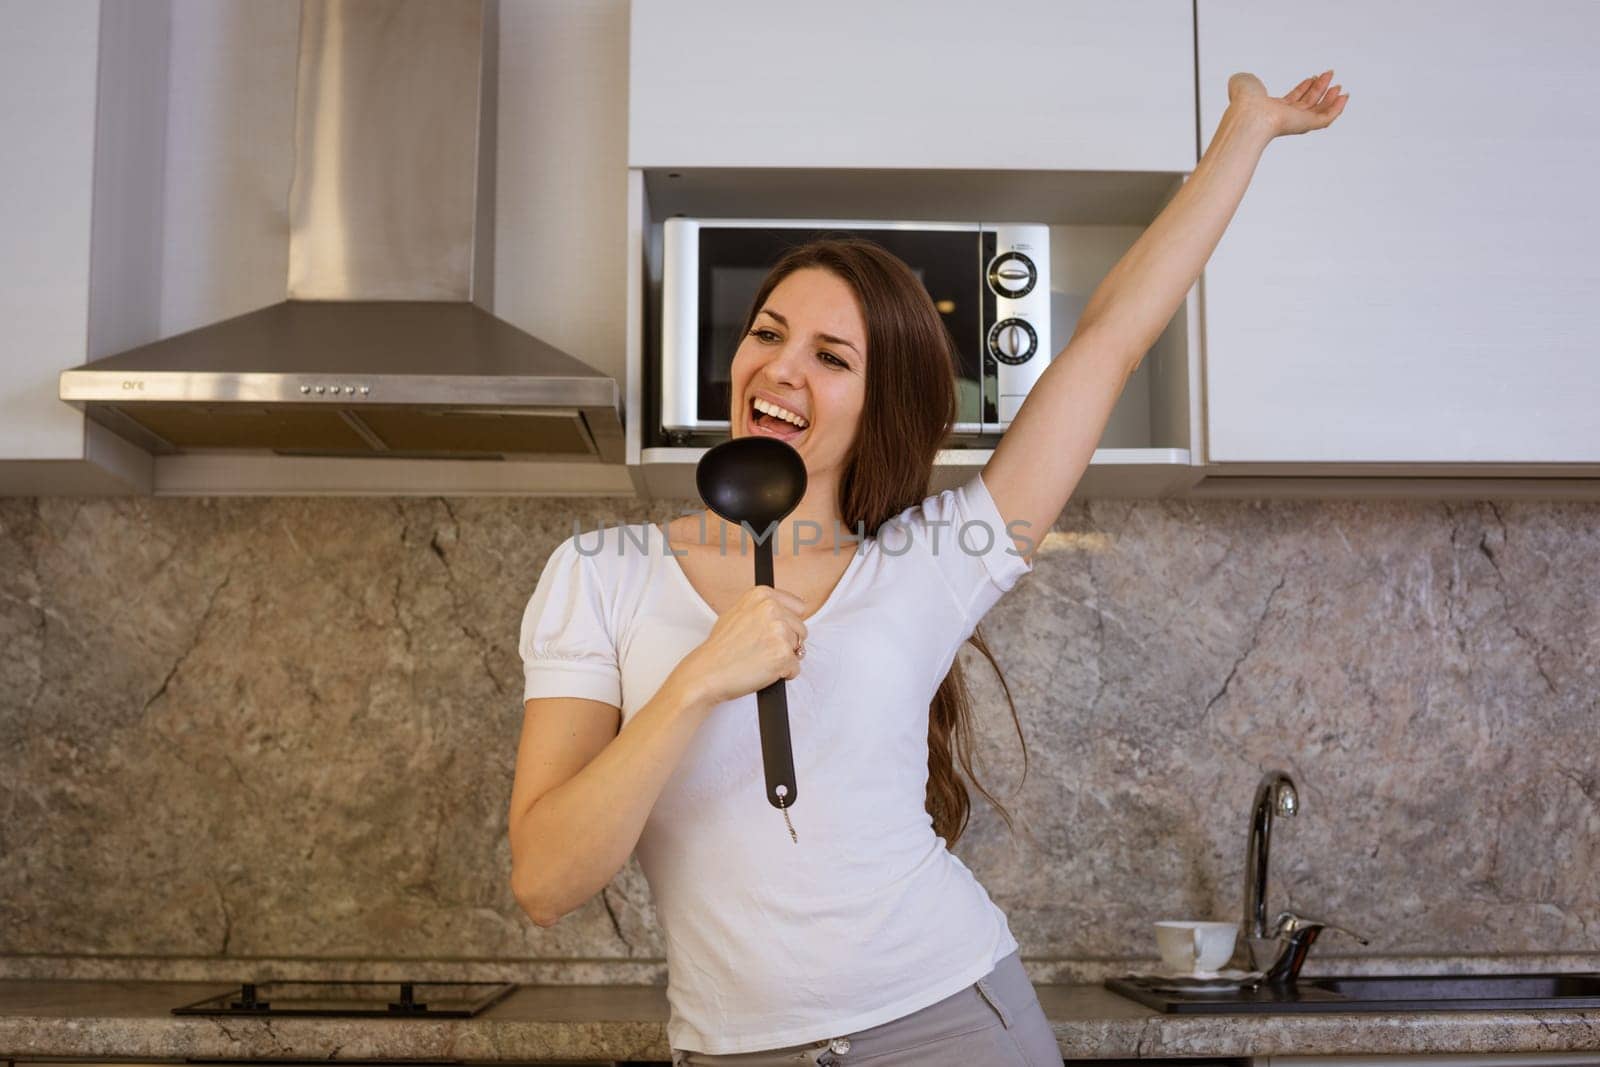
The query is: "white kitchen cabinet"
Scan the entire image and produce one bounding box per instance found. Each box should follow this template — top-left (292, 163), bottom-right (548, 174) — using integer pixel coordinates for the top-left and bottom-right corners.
top-left (0, 0), bottom-right (98, 464)
top-left (1196, 1), bottom-right (1600, 472)
top-left (0, 0), bottom-right (150, 493)
top-left (629, 0), bottom-right (1195, 172)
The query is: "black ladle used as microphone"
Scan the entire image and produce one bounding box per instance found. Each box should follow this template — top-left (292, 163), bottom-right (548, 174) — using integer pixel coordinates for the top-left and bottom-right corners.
top-left (695, 435), bottom-right (808, 832)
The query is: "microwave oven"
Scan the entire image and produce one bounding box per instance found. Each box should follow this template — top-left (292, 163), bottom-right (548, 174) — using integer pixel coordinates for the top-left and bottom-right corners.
top-left (659, 218), bottom-right (1051, 441)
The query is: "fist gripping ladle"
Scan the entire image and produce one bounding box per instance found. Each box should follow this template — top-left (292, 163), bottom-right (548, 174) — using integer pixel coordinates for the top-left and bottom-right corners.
top-left (695, 436), bottom-right (808, 843)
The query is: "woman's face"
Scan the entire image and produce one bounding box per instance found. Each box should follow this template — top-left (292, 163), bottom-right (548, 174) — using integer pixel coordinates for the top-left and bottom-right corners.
top-left (729, 267), bottom-right (868, 480)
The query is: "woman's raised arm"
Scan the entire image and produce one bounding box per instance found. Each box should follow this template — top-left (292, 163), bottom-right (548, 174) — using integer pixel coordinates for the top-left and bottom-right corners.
top-left (983, 70), bottom-right (1349, 559)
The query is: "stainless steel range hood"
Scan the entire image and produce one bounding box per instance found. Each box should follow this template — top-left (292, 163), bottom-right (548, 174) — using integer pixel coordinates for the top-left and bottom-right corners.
top-left (58, 0), bottom-right (623, 464)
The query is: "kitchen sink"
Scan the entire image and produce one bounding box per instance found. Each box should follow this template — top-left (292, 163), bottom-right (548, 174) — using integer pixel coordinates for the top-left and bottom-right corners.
top-left (1105, 972), bottom-right (1600, 1014)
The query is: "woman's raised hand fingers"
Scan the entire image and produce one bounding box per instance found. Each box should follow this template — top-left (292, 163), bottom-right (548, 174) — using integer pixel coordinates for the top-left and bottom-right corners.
top-left (1288, 70), bottom-right (1334, 107)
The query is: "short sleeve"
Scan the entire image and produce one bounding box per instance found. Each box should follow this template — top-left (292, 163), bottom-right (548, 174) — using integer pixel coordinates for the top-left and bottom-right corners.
top-left (887, 470), bottom-right (1035, 630)
top-left (518, 537), bottom-right (622, 706)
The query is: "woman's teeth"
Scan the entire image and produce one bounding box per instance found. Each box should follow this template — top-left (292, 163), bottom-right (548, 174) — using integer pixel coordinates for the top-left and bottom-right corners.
top-left (752, 397), bottom-right (809, 431)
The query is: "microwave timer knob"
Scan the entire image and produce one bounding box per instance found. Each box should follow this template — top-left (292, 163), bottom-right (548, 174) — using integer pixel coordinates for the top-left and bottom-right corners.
top-left (988, 318), bottom-right (1037, 365)
top-left (986, 251), bottom-right (1037, 297)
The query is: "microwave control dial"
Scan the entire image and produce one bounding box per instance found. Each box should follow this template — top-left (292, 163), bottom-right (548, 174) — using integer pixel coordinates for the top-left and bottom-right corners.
top-left (987, 318), bottom-right (1038, 364)
top-left (986, 251), bottom-right (1037, 297)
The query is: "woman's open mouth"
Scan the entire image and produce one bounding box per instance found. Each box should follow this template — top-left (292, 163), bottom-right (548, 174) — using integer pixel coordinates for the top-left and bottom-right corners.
top-left (747, 396), bottom-right (809, 442)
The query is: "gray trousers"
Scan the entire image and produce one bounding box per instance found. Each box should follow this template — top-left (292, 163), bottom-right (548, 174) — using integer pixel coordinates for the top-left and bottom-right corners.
top-left (670, 948), bottom-right (1060, 1066)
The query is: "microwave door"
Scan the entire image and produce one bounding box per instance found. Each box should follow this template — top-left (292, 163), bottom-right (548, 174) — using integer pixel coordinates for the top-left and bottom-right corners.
top-left (830, 229), bottom-right (984, 435)
top-left (900, 233), bottom-right (985, 437)
top-left (662, 220), bottom-right (792, 434)
top-left (690, 227), bottom-right (833, 431)
top-left (975, 228), bottom-right (1001, 435)
top-left (702, 264), bottom-right (771, 426)
top-left (662, 220), bottom-right (986, 436)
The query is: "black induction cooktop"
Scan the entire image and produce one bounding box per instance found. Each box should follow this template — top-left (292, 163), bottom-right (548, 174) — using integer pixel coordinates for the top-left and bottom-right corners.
top-left (171, 981), bottom-right (517, 1017)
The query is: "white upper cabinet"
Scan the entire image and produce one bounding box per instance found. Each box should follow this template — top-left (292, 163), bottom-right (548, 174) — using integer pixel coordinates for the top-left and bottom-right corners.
top-left (1197, 1), bottom-right (1600, 467)
top-left (0, 0), bottom-right (160, 493)
top-left (0, 4), bottom-right (102, 461)
top-left (629, 0), bottom-right (1196, 172)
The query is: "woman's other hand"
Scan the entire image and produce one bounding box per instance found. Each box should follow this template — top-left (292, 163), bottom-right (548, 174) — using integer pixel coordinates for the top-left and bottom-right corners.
top-left (1228, 69), bottom-right (1349, 138)
top-left (676, 586), bottom-right (808, 706)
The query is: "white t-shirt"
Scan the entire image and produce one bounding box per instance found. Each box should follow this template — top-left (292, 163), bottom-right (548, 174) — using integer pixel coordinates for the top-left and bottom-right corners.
top-left (518, 471), bottom-right (1035, 1054)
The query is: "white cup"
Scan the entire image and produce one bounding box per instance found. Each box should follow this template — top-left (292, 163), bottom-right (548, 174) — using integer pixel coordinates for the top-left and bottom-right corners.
top-left (1154, 920), bottom-right (1238, 976)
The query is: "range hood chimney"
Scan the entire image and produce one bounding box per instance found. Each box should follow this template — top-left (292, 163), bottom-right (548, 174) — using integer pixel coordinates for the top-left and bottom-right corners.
top-left (59, 0), bottom-right (623, 464)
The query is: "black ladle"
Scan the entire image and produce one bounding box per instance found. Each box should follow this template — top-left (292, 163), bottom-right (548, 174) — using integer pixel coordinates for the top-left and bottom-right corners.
top-left (695, 436), bottom-right (808, 816)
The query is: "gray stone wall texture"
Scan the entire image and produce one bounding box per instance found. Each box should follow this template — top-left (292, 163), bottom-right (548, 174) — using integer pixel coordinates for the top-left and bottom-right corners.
top-left (1, 493), bottom-right (1595, 966)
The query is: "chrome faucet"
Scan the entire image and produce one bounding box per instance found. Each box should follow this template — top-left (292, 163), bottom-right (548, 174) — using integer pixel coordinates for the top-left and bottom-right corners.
top-left (1259, 911), bottom-right (1370, 984)
top-left (1240, 770), bottom-right (1299, 968)
top-left (1232, 769), bottom-right (1369, 983)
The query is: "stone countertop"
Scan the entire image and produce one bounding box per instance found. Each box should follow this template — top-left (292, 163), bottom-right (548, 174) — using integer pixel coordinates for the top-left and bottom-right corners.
top-left (2, 979), bottom-right (1600, 1062)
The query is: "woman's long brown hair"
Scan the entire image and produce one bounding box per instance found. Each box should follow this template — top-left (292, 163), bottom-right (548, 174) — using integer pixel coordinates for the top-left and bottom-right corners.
top-left (735, 236), bottom-right (1030, 847)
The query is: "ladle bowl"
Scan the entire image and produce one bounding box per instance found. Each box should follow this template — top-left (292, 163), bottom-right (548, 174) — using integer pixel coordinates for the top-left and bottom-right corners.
top-left (696, 435), bottom-right (809, 540)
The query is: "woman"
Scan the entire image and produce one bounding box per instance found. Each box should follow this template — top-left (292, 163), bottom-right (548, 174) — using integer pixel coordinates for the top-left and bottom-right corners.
top-left (509, 72), bottom-right (1347, 1065)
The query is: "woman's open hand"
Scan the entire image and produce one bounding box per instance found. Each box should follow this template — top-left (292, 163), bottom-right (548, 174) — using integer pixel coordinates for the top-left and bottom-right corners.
top-left (1228, 69), bottom-right (1348, 138)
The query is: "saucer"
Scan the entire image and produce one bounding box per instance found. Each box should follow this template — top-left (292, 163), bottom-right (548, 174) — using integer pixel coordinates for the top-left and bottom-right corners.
top-left (1122, 968), bottom-right (1265, 993)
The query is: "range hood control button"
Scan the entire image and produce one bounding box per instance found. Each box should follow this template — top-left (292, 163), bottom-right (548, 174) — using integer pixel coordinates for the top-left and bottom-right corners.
top-left (299, 385), bottom-right (311, 395)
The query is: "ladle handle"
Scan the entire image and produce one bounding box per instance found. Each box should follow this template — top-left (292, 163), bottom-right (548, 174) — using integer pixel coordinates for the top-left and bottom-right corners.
top-left (756, 684), bottom-right (798, 810)
top-left (753, 540), bottom-right (799, 811)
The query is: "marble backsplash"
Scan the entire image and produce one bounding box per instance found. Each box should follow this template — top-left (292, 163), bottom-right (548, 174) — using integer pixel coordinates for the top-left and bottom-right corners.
top-left (1, 492), bottom-right (1595, 976)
